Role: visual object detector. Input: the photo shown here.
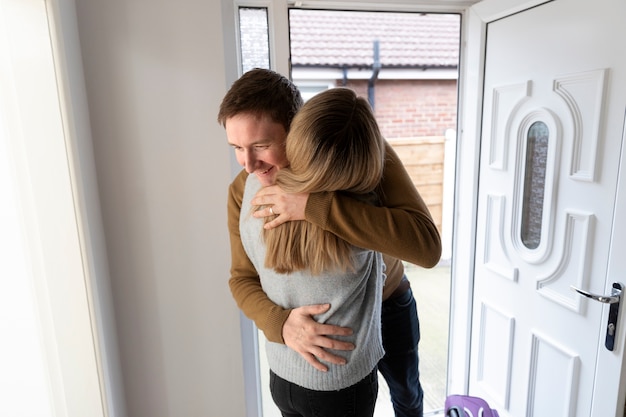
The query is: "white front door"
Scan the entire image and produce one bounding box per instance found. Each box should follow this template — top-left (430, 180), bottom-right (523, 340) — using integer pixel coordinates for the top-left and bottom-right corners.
top-left (468, 0), bottom-right (626, 416)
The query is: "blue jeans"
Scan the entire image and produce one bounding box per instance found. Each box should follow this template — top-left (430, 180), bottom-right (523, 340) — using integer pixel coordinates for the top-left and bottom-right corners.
top-left (379, 283), bottom-right (423, 417)
top-left (269, 367), bottom-right (378, 417)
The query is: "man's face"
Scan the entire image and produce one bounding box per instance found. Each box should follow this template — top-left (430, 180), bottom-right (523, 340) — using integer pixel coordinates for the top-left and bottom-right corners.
top-left (226, 112), bottom-right (289, 187)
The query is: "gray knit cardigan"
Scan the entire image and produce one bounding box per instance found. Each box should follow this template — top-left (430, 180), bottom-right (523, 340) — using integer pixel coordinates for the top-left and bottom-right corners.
top-left (240, 175), bottom-right (385, 391)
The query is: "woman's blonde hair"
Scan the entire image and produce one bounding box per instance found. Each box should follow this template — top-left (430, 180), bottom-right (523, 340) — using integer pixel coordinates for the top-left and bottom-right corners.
top-left (262, 88), bottom-right (386, 274)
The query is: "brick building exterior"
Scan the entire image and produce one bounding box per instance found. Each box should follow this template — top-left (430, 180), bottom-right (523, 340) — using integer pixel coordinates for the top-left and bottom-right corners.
top-left (288, 10), bottom-right (461, 237)
top-left (339, 79), bottom-right (457, 232)
top-left (366, 79), bottom-right (458, 139)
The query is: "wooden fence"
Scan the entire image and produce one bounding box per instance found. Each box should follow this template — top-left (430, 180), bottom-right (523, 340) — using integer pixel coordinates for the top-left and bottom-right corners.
top-left (387, 136), bottom-right (445, 234)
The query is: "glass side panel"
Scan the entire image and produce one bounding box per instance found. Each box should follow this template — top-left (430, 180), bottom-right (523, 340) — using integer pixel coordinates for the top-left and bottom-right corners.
top-left (521, 121), bottom-right (549, 249)
top-left (238, 7), bottom-right (270, 73)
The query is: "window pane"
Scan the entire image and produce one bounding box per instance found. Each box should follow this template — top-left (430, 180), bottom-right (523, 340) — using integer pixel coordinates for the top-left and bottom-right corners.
top-left (521, 121), bottom-right (549, 249)
top-left (238, 7), bottom-right (270, 73)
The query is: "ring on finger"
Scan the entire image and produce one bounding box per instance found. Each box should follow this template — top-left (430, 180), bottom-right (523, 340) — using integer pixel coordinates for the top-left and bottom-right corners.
top-left (269, 206), bottom-right (275, 215)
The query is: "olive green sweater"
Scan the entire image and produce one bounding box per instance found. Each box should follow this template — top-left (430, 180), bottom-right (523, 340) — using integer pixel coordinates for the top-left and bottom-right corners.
top-left (227, 142), bottom-right (441, 343)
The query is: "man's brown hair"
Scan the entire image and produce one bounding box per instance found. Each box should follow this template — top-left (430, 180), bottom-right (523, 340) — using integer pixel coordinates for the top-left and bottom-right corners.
top-left (217, 68), bottom-right (303, 132)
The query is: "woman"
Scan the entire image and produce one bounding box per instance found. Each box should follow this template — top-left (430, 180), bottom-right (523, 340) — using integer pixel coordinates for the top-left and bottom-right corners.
top-left (239, 88), bottom-right (386, 417)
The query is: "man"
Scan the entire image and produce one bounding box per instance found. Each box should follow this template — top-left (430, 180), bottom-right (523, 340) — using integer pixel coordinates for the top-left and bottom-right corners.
top-left (219, 68), bottom-right (441, 417)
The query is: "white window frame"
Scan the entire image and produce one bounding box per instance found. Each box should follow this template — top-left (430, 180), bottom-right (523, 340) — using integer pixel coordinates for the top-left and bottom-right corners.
top-left (224, 2), bottom-right (478, 416)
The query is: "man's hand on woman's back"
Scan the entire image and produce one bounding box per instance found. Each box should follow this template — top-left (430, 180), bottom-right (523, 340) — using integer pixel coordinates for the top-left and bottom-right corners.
top-left (283, 304), bottom-right (355, 372)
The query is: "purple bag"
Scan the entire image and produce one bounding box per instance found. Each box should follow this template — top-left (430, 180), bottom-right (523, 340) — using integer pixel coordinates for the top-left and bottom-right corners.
top-left (445, 394), bottom-right (500, 417)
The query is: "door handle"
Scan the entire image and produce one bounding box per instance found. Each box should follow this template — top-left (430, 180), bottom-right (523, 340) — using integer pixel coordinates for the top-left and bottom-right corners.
top-left (571, 282), bottom-right (623, 351)
top-left (570, 284), bottom-right (622, 304)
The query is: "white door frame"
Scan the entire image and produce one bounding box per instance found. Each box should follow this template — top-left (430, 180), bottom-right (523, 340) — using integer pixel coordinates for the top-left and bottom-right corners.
top-left (599, 111), bottom-right (626, 415)
top-left (223, 1), bottom-right (476, 416)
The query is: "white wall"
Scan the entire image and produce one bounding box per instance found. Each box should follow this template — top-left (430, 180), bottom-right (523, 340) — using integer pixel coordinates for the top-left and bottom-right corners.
top-left (73, 0), bottom-right (246, 416)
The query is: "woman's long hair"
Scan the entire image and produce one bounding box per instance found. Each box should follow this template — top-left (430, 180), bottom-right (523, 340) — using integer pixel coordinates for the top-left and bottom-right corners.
top-left (262, 88), bottom-right (386, 274)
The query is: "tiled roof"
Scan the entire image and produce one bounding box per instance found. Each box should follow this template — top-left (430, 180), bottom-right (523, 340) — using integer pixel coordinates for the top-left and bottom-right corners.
top-left (289, 10), bottom-right (460, 69)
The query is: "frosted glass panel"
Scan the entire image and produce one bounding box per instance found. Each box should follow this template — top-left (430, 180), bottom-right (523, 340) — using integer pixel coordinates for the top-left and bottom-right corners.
top-left (521, 121), bottom-right (549, 249)
top-left (238, 7), bottom-right (270, 73)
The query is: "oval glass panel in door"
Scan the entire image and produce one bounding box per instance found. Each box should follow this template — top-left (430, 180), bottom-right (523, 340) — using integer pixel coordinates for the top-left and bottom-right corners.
top-left (521, 121), bottom-right (549, 249)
